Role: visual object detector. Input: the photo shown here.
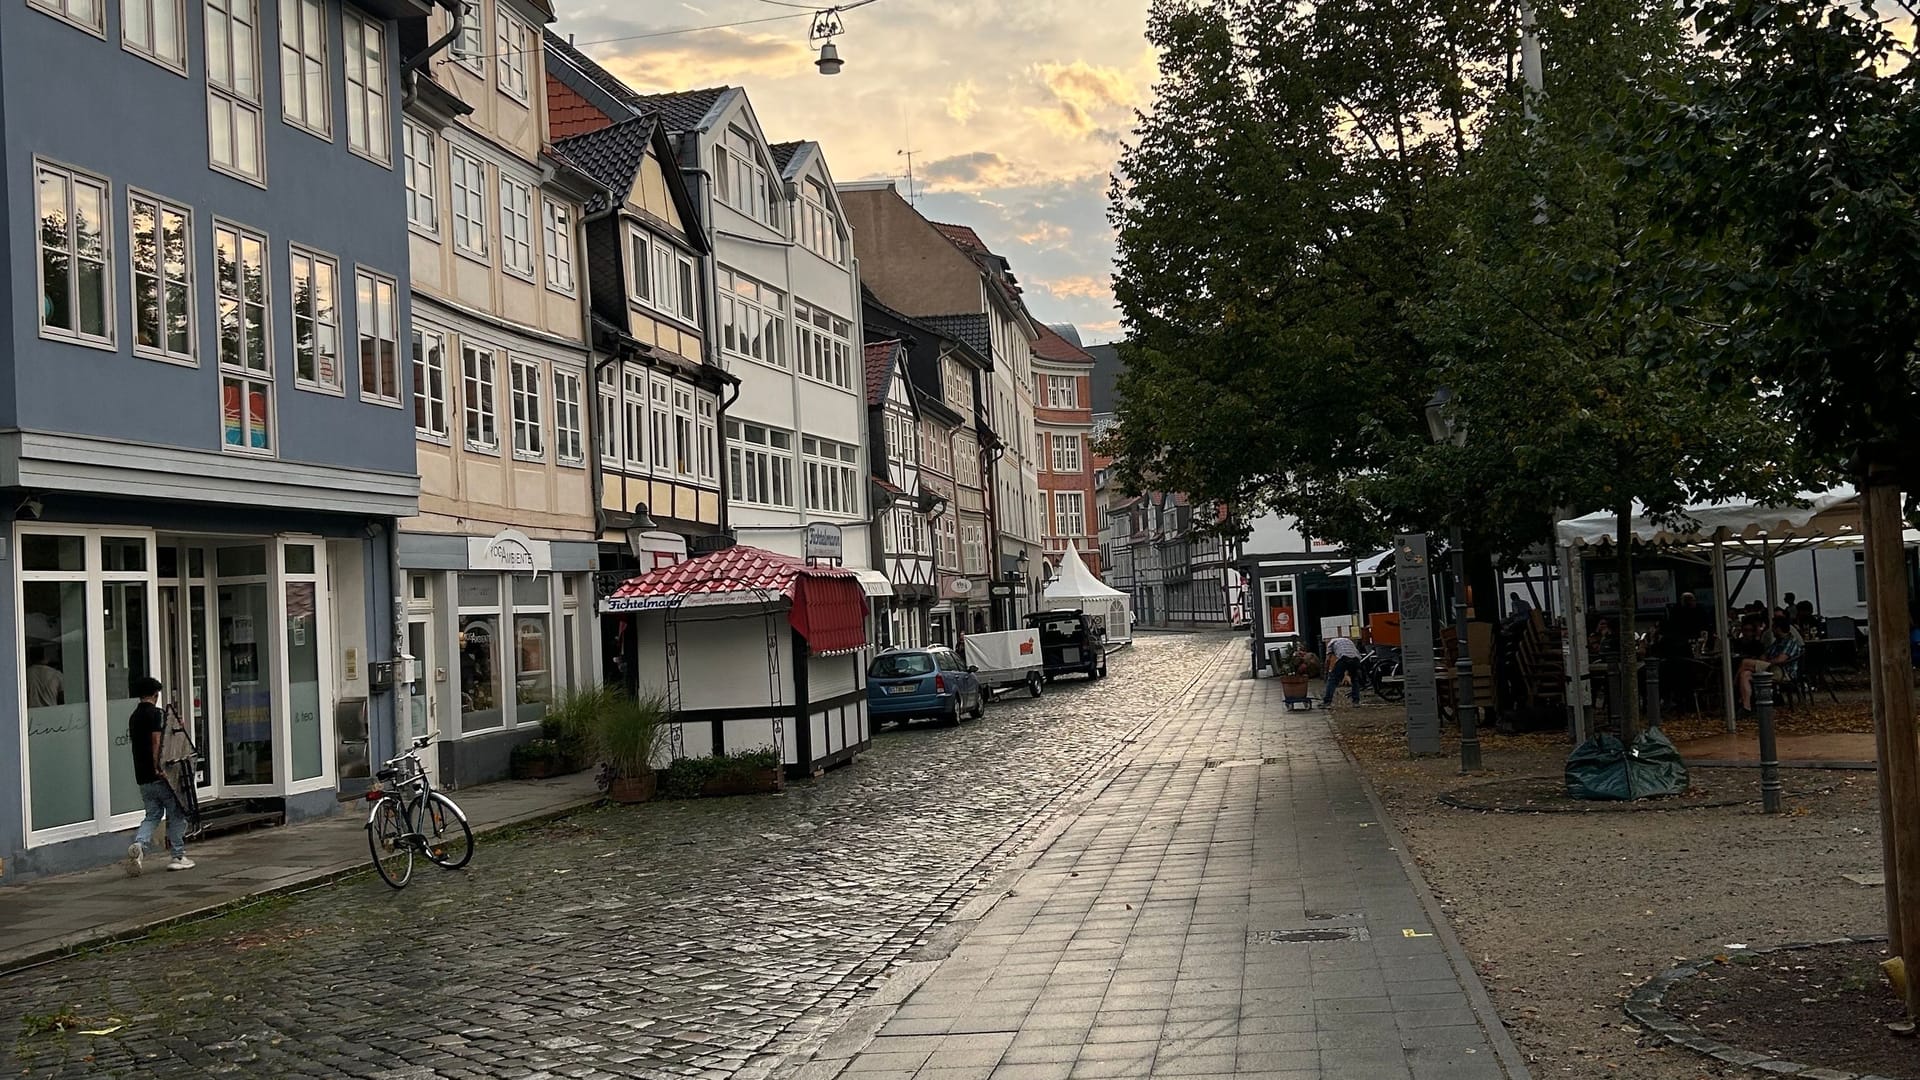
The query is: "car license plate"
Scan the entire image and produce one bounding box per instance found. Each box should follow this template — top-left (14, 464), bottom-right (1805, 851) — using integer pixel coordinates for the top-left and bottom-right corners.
top-left (1063, 648), bottom-right (1080, 663)
top-left (885, 684), bottom-right (916, 695)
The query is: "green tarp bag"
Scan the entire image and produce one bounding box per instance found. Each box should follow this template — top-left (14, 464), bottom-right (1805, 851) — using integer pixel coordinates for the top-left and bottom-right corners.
top-left (1565, 729), bottom-right (1690, 800)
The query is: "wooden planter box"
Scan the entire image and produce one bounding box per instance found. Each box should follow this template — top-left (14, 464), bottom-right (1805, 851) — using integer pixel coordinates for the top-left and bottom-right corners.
top-left (607, 771), bottom-right (658, 804)
top-left (699, 767), bottom-right (785, 798)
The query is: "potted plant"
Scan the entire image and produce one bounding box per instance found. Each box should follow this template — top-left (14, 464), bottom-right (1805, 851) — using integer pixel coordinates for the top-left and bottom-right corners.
top-left (510, 738), bottom-right (566, 779)
top-left (576, 685), bottom-right (671, 804)
top-left (1272, 642), bottom-right (1322, 700)
top-left (661, 746), bottom-right (785, 799)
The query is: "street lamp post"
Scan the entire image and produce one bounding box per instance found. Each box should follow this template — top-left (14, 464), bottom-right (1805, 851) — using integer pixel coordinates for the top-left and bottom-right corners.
top-left (1426, 389), bottom-right (1483, 773)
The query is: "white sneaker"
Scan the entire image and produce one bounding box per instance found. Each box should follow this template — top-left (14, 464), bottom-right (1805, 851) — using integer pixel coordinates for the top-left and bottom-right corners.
top-left (167, 856), bottom-right (195, 871)
top-left (126, 842), bottom-right (145, 876)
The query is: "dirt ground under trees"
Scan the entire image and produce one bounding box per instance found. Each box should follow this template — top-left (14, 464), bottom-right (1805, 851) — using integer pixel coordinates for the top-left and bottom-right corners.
top-left (1327, 702), bottom-right (1908, 1079)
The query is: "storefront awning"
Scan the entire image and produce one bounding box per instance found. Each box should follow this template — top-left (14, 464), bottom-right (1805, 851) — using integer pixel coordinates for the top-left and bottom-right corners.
top-left (600, 545), bottom-right (869, 655)
top-left (1328, 548), bottom-right (1393, 578)
top-left (852, 568), bottom-right (893, 598)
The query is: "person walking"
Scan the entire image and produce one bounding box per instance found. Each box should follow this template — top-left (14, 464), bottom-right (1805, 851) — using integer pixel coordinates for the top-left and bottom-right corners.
top-left (1321, 633), bottom-right (1363, 708)
top-left (126, 676), bottom-right (194, 874)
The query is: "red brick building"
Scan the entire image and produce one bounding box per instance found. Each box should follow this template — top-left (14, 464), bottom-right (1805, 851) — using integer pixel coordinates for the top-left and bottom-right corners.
top-left (1032, 324), bottom-right (1101, 579)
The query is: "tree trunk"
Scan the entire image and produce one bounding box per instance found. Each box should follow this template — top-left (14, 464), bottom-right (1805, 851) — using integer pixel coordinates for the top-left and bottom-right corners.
top-left (1864, 465), bottom-right (1920, 1018)
top-left (1616, 503), bottom-right (1639, 744)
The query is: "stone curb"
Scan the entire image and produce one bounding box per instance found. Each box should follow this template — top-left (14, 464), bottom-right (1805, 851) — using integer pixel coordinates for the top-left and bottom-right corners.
top-left (1340, 732), bottom-right (1536, 1080)
top-left (0, 794), bottom-right (603, 977)
top-left (1624, 935), bottom-right (1896, 1080)
top-left (1438, 769), bottom-right (1845, 815)
top-left (769, 640), bottom-right (1243, 1080)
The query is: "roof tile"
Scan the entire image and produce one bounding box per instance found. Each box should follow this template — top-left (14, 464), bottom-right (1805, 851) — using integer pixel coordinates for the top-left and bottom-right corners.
top-left (915, 314), bottom-right (992, 360)
top-left (865, 339), bottom-right (899, 406)
top-left (629, 87), bottom-right (731, 132)
top-left (1033, 323), bottom-right (1095, 365)
top-left (553, 116), bottom-right (656, 214)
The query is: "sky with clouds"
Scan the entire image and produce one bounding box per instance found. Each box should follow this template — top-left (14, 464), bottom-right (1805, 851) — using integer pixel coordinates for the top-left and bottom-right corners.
top-left (551, 0), bottom-right (1153, 345)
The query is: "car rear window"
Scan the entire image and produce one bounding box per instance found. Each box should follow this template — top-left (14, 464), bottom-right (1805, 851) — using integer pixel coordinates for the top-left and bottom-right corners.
top-left (871, 653), bottom-right (934, 678)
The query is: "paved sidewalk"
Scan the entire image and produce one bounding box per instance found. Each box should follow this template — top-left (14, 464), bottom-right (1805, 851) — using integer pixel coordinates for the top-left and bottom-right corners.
top-left (0, 772), bottom-right (599, 973)
top-left (801, 671), bottom-right (1525, 1080)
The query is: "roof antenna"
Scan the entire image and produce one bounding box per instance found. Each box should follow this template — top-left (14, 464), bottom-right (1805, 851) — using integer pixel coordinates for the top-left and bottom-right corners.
top-left (896, 148), bottom-right (919, 205)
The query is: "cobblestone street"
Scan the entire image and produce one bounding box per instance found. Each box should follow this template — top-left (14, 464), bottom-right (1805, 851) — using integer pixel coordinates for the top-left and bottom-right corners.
top-left (2, 635), bottom-right (1241, 1080)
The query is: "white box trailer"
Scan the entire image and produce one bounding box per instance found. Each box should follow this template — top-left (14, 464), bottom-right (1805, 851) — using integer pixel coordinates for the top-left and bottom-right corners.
top-left (960, 629), bottom-right (1045, 699)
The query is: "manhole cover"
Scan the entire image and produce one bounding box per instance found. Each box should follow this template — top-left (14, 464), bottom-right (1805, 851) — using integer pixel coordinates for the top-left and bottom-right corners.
top-left (1247, 927), bottom-right (1371, 944)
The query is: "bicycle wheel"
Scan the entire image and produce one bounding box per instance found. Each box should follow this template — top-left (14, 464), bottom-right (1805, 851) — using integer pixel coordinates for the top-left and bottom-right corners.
top-left (422, 792), bottom-right (474, 870)
top-left (367, 799), bottom-right (413, 889)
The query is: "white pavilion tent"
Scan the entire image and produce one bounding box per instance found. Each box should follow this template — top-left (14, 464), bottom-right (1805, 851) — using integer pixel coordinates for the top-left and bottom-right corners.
top-left (1045, 541), bottom-right (1134, 644)
top-left (1553, 488), bottom-right (1868, 737)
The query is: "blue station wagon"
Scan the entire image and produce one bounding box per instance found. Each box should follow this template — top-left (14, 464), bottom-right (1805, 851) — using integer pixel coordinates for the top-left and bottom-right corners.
top-left (867, 647), bottom-right (986, 727)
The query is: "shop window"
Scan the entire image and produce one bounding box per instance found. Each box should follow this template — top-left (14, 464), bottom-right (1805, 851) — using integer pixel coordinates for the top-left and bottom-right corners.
top-left (24, 534), bottom-right (86, 572)
top-left (23, 578), bottom-right (92, 831)
top-left (458, 573), bottom-right (503, 732)
top-left (513, 574), bottom-right (551, 725)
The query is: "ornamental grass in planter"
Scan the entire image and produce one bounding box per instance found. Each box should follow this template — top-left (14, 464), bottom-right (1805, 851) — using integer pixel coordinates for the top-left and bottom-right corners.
top-left (550, 684), bottom-right (671, 803)
top-left (661, 747), bottom-right (785, 800)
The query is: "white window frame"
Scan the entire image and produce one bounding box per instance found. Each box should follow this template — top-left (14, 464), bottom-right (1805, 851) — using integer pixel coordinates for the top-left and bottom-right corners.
top-left (289, 245), bottom-right (341, 392)
top-left (794, 299), bottom-right (854, 390)
top-left (36, 160), bottom-right (115, 350)
top-left (799, 177), bottom-right (843, 264)
top-left (279, 0), bottom-right (328, 137)
top-left (494, 3), bottom-right (529, 103)
top-left (128, 188), bottom-right (195, 364)
top-left (214, 219), bottom-right (273, 455)
top-left (726, 419), bottom-right (795, 509)
top-left (509, 355), bottom-right (544, 460)
top-left (713, 125), bottom-right (778, 229)
top-left (124, 0), bottom-right (188, 72)
top-left (462, 341), bottom-right (499, 452)
top-left (621, 369), bottom-right (647, 472)
top-left (542, 200), bottom-right (574, 293)
top-left (16, 529), bottom-right (163, 848)
top-left (801, 435), bottom-right (860, 516)
top-left (596, 366), bottom-right (620, 468)
top-left (1047, 374), bottom-right (1078, 409)
top-left (716, 265), bottom-right (787, 369)
top-left (1052, 433), bottom-right (1081, 473)
top-left (356, 268), bottom-right (402, 405)
top-left (648, 376), bottom-right (670, 476)
top-left (1054, 491), bottom-right (1086, 540)
top-left (450, 148), bottom-right (488, 259)
top-left (404, 123), bottom-right (438, 232)
top-left (671, 385), bottom-right (695, 478)
top-left (30, 0), bottom-right (104, 37)
top-left (499, 175), bottom-right (534, 279)
top-left (553, 368), bottom-right (584, 465)
top-left (412, 324), bottom-right (450, 441)
top-left (451, 0), bottom-right (483, 73)
top-left (205, 0), bottom-right (266, 186)
top-left (696, 394), bottom-right (717, 483)
top-left (342, 9), bottom-right (391, 165)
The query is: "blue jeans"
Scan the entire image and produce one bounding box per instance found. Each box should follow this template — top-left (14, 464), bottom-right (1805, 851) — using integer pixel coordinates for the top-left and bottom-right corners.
top-left (1323, 656), bottom-right (1362, 705)
top-left (135, 780), bottom-right (187, 858)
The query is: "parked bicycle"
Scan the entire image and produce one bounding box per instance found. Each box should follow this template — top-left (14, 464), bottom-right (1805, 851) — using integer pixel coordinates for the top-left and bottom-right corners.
top-left (1360, 646), bottom-right (1405, 703)
top-left (364, 732), bottom-right (473, 889)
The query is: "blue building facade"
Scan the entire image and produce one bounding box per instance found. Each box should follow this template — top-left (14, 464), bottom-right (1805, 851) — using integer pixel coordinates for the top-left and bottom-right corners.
top-left (1, 0), bottom-right (425, 878)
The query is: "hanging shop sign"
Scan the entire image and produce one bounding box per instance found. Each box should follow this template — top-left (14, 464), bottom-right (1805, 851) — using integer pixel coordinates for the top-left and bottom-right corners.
top-left (468, 528), bottom-right (551, 573)
top-left (805, 522), bottom-right (844, 562)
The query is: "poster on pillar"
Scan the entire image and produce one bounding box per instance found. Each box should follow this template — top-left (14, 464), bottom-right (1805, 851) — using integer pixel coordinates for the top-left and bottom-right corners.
top-left (1395, 533), bottom-right (1440, 755)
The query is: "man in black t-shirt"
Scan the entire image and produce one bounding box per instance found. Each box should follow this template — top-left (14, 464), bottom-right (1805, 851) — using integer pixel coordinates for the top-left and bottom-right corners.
top-left (126, 676), bottom-right (193, 874)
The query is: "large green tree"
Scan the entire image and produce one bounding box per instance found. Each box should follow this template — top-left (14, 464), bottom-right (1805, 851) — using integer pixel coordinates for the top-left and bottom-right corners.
top-left (1635, 0), bottom-right (1920, 1019)
top-left (1421, 0), bottom-right (1818, 738)
top-left (1107, 0), bottom-right (1508, 553)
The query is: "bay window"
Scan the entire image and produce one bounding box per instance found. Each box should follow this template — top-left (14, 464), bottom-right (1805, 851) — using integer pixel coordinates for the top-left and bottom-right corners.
top-left (717, 266), bottom-right (786, 368)
top-left (794, 300), bottom-right (853, 389)
top-left (802, 435), bottom-right (860, 516)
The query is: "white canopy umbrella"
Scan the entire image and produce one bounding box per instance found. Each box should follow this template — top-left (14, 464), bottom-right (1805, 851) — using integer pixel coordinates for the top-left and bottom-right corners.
top-left (1044, 541), bottom-right (1133, 644)
top-left (1555, 488), bottom-right (1863, 737)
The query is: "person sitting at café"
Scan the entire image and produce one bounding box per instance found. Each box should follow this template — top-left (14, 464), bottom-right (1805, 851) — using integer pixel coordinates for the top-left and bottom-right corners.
top-left (1794, 599), bottom-right (1819, 636)
top-left (1738, 615), bottom-right (1803, 712)
top-left (1589, 617), bottom-right (1617, 658)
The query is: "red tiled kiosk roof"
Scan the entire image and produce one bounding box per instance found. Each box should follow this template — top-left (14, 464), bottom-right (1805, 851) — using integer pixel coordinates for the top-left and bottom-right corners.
top-left (601, 545), bottom-right (868, 655)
